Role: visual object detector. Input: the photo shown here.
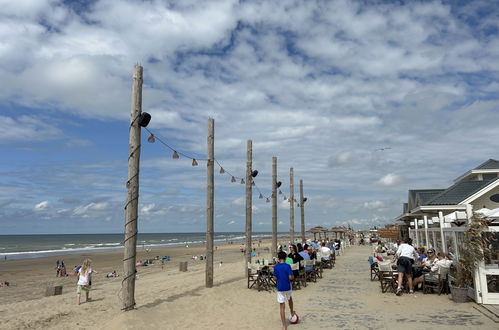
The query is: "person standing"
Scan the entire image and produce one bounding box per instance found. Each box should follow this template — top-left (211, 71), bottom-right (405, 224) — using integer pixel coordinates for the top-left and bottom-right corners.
top-left (76, 259), bottom-right (98, 305)
top-left (273, 251), bottom-right (297, 330)
top-left (393, 238), bottom-right (418, 295)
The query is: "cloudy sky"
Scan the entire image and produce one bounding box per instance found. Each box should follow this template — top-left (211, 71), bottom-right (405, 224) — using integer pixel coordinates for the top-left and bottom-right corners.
top-left (1, 0), bottom-right (499, 234)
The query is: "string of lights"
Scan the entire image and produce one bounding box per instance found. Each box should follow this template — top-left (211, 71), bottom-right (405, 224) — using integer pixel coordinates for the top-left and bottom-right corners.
top-left (142, 127), bottom-right (301, 206)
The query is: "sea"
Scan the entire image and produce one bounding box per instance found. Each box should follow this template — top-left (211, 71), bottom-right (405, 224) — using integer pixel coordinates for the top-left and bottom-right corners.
top-left (0, 232), bottom-right (280, 260)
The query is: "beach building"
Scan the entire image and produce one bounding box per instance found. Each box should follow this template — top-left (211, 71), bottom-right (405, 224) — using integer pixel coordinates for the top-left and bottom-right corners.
top-left (395, 159), bottom-right (499, 305)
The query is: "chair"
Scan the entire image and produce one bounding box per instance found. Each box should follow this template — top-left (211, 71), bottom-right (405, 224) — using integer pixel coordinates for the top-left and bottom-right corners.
top-left (297, 261), bottom-right (307, 288)
top-left (247, 263), bottom-right (260, 290)
top-left (290, 263), bottom-right (301, 290)
top-left (330, 250), bottom-right (336, 267)
top-left (423, 265), bottom-right (450, 295)
top-left (368, 256), bottom-right (379, 281)
top-left (304, 260), bottom-right (317, 283)
top-left (378, 262), bottom-right (398, 293)
top-left (314, 258), bottom-right (323, 279)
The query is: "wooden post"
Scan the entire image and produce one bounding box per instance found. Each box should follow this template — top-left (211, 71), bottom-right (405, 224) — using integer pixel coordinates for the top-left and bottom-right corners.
top-left (245, 140), bottom-right (253, 276)
top-left (289, 167), bottom-right (294, 244)
top-left (123, 65), bottom-right (143, 311)
top-left (300, 179), bottom-right (305, 243)
top-left (206, 118), bottom-right (214, 288)
top-left (271, 157), bottom-right (278, 256)
top-left (438, 211), bottom-right (446, 253)
top-left (423, 215), bottom-right (429, 248)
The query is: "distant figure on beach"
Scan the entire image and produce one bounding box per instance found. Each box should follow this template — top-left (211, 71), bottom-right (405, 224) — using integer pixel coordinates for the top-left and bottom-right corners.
top-left (106, 271), bottom-right (118, 278)
top-left (76, 258), bottom-right (98, 305)
top-left (56, 260), bottom-right (61, 277)
top-left (273, 251), bottom-right (297, 330)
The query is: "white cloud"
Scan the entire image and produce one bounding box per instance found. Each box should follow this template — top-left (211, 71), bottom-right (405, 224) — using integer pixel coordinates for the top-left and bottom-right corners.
top-left (34, 201), bottom-right (49, 211)
top-left (227, 220), bottom-right (235, 225)
top-left (378, 174), bottom-right (402, 186)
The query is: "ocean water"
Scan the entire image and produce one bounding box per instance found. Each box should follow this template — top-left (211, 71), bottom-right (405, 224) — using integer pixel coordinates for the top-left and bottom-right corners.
top-left (0, 232), bottom-right (277, 260)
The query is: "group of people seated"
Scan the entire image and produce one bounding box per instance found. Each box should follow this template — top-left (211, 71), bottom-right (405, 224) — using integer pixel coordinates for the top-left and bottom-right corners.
top-left (371, 238), bottom-right (453, 295)
top-left (282, 241), bottom-right (337, 276)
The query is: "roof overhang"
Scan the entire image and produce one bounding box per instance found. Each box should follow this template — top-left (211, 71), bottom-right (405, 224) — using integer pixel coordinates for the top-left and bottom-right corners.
top-left (454, 169), bottom-right (499, 183)
top-left (410, 204), bottom-right (467, 216)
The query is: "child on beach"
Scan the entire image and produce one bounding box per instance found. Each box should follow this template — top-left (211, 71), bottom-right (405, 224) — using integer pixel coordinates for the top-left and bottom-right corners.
top-left (273, 251), bottom-right (297, 330)
top-left (76, 258), bottom-right (98, 305)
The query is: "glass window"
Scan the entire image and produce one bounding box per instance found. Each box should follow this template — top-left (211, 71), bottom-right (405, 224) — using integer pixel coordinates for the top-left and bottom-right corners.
top-left (445, 232), bottom-right (456, 259)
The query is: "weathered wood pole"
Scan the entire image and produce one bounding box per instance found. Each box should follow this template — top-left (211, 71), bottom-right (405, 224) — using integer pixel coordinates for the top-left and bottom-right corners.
top-left (300, 179), bottom-right (305, 243)
top-left (271, 157), bottom-right (278, 255)
top-left (289, 167), bottom-right (295, 244)
top-left (206, 118), bottom-right (214, 288)
top-left (123, 65), bottom-right (143, 311)
top-left (245, 140), bottom-right (253, 276)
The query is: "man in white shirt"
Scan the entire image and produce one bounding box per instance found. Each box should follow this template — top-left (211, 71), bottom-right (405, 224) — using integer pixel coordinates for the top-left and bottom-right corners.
top-left (319, 242), bottom-right (331, 260)
top-left (392, 238), bottom-right (419, 296)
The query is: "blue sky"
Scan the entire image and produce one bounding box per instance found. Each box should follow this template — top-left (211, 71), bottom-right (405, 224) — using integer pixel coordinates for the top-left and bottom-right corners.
top-left (1, 0), bottom-right (499, 234)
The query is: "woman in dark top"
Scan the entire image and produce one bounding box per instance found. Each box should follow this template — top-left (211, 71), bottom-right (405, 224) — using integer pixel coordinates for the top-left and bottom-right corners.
top-left (288, 244), bottom-right (304, 276)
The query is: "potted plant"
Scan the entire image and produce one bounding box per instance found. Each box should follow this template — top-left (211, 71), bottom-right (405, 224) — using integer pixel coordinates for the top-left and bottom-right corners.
top-left (449, 213), bottom-right (492, 303)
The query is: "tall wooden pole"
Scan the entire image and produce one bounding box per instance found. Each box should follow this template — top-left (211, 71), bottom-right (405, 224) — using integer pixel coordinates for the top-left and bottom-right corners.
top-left (271, 157), bottom-right (278, 255)
top-left (245, 140), bottom-right (253, 276)
top-left (289, 167), bottom-right (295, 244)
top-left (206, 118), bottom-right (214, 288)
top-left (300, 179), bottom-right (305, 243)
top-left (123, 65), bottom-right (143, 311)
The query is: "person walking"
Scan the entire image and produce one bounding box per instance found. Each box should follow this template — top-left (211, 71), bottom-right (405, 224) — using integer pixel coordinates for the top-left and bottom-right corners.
top-left (273, 251), bottom-right (298, 329)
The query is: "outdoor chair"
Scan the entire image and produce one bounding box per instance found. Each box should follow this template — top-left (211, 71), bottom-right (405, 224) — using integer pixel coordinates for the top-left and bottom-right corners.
top-left (378, 262), bottom-right (398, 293)
top-left (304, 260), bottom-right (317, 283)
top-left (330, 251), bottom-right (336, 267)
top-left (423, 266), bottom-right (450, 295)
top-left (290, 262), bottom-right (301, 290)
top-left (247, 263), bottom-right (260, 290)
top-left (314, 258), bottom-right (323, 279)
top-left (317, 251), bottom-right (332, 270)
top-left (368, 256), bottom-right (379, 281)
top-left (297, 261), bottom-right (307, 288)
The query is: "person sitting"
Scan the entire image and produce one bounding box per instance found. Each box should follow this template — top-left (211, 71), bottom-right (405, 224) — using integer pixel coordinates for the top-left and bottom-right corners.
top-left (319, 242), bottom-right (331, 260)
top-left (287, 245), bottom-right (303, 272)
top-left (298, 244), bottom-right (312, 272)
top-left (413, 251), bottom-right (451, 288)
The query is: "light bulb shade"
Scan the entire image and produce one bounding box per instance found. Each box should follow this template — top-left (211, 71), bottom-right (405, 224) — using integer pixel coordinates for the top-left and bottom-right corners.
top-left (279, 190), bottom-right (282, 195)
top-left (147, 134), bottom-right (155, 143)
top-left (284, 195), bottom-right (287, 200)
top-left (252, 181), bottom-right (255, 186)
top-left (231, 176), bottom-right (236, 183)
top-left (259, 193), bottom-right (263, 199)
top-left (251, 170), bottom-right (258, 178)
top-left (240, 178), bottom-right (245, 184)
top-left (172, 151), bottom-right (180, 159)
top-left (277, 181), bottom-right (282, 188)
top-left (192, 159), bottom-right (198, 166)
top-left (303, 197), bottom-right (307, 202)
top-left (297, 203), bottom-right (300, 207)
top-left (138, 112), bottom-right (151, 127)
top-left (266, 198), bottom-right (270, 203)
top-left (220, 167), bottom-right (225, 174)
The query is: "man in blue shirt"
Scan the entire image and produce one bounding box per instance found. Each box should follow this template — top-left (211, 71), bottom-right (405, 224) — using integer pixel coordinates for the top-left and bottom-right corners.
top-left (273, 251), bottom-right (297, 329)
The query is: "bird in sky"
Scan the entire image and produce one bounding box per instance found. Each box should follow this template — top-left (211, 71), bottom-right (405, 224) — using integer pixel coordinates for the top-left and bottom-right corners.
top-left (375, 147), bottom-right (392, 151)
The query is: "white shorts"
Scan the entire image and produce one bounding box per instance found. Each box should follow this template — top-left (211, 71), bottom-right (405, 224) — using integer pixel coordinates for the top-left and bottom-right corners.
top-left (277, 290), bottom-right (292, 303)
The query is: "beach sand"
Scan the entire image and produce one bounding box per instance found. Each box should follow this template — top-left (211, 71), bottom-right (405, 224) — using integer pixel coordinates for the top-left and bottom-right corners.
top-left (0, 242), bottom-right (496, 329)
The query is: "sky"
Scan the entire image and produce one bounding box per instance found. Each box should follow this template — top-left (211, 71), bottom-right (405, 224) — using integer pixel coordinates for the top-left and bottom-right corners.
top-left (1, 0), bottom-right (499, 234)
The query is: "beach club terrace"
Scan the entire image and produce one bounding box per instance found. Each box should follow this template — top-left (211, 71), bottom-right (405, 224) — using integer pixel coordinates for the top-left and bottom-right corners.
top-left (395, 159), bottom-right (499, 305)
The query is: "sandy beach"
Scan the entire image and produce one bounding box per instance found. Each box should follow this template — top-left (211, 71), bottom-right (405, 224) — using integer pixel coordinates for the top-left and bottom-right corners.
top-left (0, 242), bottom-right (496, 329)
